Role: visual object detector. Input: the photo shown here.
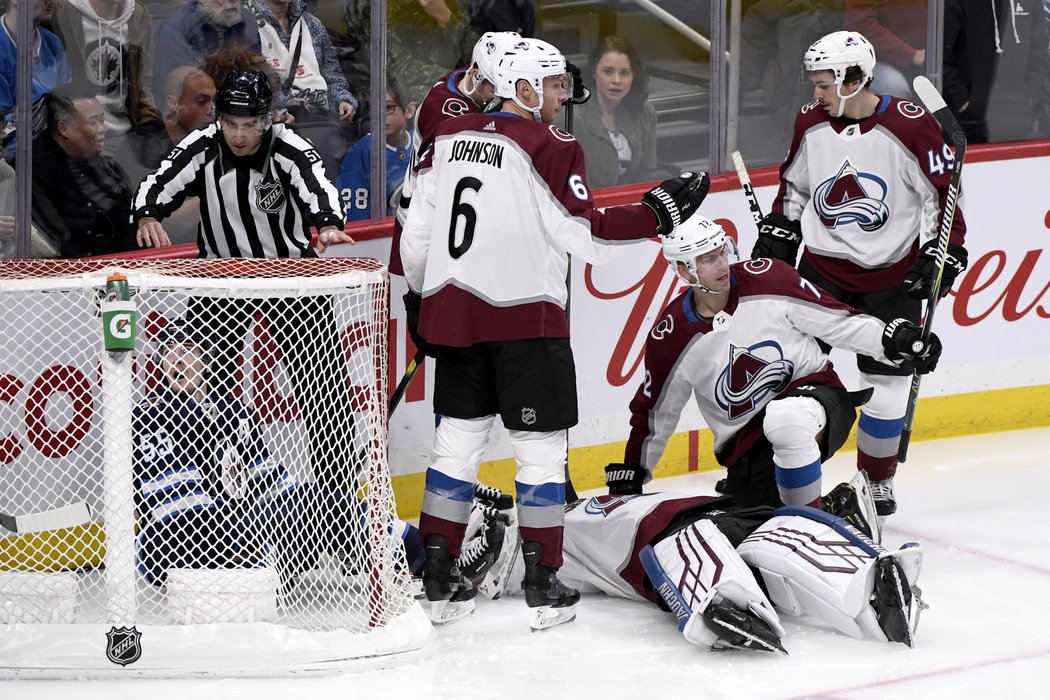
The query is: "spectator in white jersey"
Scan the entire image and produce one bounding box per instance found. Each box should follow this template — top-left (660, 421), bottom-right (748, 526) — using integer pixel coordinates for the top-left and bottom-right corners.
top-left (400, 36), bottom-right (710, 630)
top-left (752, 30), bottom-right (967, 518)
top-left (606, 215), bottom-right (941, 519)
top-left (132, 69), bottom-right (358, 490)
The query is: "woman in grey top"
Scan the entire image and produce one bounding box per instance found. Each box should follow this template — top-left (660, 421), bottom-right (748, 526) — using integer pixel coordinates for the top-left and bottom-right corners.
top-left (572, 35), bottom-right (657, 188)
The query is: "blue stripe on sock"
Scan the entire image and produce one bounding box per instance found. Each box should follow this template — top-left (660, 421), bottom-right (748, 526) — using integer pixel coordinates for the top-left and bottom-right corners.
top-left (515, 480), bottom-right (565, 508)
top-left (424, 469), bottom-right (475, 502)
top-left (858, 413), bottom-right (905, 439)
top-left (775, 459), bottom-right (822, 490)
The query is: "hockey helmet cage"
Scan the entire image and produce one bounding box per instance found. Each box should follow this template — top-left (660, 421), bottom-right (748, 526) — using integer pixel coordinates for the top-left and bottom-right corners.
top-left (472, 31), bottom-right (522, 87)
top-left (662, 215), bottom-right (729, 290)
top-left (803, 30), bottom-right (877, 86)
top-left (491, 38), bottom-right (567, 101)
top-left (216, 69), bottom-right (274, 118)
top-left (153, 319), bottom-right (211, 361)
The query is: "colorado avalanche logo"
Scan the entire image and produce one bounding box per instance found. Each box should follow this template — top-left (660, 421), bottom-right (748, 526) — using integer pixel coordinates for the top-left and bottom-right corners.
top-left (441, 97), bottom-right (471, 118)
top-left (584, 494), bottom-right (640, 517)
top-left (813, 160), bottom-right (890, 231)
top-left (715, 341), bottom-right (794, 420)
top-left (651, 314), bottom-right (674, 340)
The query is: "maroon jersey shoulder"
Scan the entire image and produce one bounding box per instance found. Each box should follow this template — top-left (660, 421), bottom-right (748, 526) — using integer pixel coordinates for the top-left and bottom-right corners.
top-left (416, 68), bottom-right (476, 146)
top-left (872, 96), bottom-right (949, 156)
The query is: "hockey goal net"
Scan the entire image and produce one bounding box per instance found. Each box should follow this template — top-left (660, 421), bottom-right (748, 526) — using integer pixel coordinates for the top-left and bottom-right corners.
top-left (0, 258), bottom-right (431, 677)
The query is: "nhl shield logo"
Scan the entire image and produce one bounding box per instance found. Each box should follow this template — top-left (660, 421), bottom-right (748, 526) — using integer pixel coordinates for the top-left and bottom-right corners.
top-left (255, 177), bottom-right (285, 213)
top-left (521, 407), bottom-right (537, 425)
top-left (106, 625), bottom-right (142, 666)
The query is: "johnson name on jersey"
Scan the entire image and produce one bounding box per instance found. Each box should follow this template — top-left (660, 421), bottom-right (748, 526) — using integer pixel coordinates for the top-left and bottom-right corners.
top-left (625, 259), bottom-right (889, 469)
top-left (775, 95), bottom-right (967, 292)
top-left (399, 111), bottom-right (656, 347)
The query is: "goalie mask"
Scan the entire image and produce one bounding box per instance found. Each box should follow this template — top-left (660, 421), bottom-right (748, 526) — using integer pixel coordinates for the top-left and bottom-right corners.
top-left (491, 38), bottom-right (567, 121)
top-left (802, 31), bottom-right (876, 117)
top-left (662, 215), bottom-right (736, 294)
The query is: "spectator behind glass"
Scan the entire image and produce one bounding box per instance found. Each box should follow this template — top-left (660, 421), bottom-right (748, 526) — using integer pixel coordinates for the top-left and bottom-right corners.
top-left (49, 0), bottom-right (159, 155)
top-left (571, 35), bottom-right (657, 189)
top-left (0, 0), bottom-right (70, 156)
top-left (249, 0), bottom-right (358, 180)
top-left (844, 0), bottom-right (927, 98)
top-left (464, 0), bottom-right (534, 36)
top-left (340, 0), bottom-right (476, 105)
top-left (116, 65), bottom-right (216, 245)
top-left (338, 77), bottom-right (416, 221)
top-left (153, 0), bottom-right (261, 101)
top-left (28, 88), bottom-right (141, 256)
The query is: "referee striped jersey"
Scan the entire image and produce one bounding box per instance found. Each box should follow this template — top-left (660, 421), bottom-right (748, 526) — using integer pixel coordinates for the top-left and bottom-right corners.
top-left (133, 123), bottom-right (343, 258)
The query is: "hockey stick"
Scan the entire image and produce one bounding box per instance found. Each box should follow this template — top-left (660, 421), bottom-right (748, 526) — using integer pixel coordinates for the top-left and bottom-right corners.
top-left (730, 150), bottom-right (764, 224)
top-left (0, 502), bottom-right (91, 534)
top-left (897, 76), bottom-right (967, 462)
top-left (389, 348), bottom-right (425, 415)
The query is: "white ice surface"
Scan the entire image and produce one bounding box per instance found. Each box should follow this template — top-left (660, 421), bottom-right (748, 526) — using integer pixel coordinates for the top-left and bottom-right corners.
top-left (6, 427), bottom-right (1050, 699)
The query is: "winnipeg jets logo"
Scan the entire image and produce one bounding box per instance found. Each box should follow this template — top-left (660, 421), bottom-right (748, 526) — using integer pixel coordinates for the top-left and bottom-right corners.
top-left (813, 160), bottom-right (890, 231)
top-left (85, 39), bottom-right (123, 89)
top-left (715, 341), bottom-right (794, 420)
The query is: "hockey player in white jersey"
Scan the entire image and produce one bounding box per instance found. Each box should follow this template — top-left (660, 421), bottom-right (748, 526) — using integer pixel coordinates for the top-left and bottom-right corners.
top-left (752, 30), bottom-right (969, 517)
top-left (605, 214), bottom-right (942, 517)
top-left (400, 36), bottom-right (709, 630)
top-left (476, 478), bottom-right (926, 651)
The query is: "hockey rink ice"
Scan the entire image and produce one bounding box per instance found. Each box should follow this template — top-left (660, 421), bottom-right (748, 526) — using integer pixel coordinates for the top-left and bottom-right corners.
top-left (6, 426), bottom-right (1050, 699)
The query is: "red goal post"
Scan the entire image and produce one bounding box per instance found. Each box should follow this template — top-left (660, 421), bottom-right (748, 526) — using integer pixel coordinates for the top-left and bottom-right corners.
top-left (0, 258), bottom-right (432, 677)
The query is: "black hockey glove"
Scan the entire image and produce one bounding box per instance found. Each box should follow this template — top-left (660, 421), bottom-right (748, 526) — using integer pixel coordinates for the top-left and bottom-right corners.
top-left (403, 290), bottom-right (432, 356)
top-left (642, 172), bottom-right (711, 236)
top-left (882, 318), bottom-right (943, 374)
top-left (566, 61), bottom-right (591, 105)
top-left (903, 241), bottom-right (968, 300)
top-left (605, 463), bottom-right (646, 495)
top-left (751, 212), bottom-right (802, 265)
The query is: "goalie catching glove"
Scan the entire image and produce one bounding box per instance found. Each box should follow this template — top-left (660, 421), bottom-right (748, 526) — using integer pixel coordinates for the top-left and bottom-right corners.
top-left (751, 212), bottom-right (802, 264)
top-left (903, 240), bottom-right (968, 299)
top-left (605, 463), bottom-right (646, 495)
top-left (882, 318), bottom-right (942, 374)
top-left (642, 172), bottom-right (711, 236)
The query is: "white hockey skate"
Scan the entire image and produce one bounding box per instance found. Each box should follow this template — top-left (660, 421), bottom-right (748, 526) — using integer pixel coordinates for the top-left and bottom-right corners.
top-left (529, 603), bottom-right (577, 632)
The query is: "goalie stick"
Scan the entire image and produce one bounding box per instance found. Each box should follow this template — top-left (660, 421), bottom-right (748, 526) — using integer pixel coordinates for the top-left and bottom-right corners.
top-left (897, 76), bottom-right (967, 462)
top-left (0, 501), bottom-right (91, 534)
top-left (730, 150), bottom-right (764, 225)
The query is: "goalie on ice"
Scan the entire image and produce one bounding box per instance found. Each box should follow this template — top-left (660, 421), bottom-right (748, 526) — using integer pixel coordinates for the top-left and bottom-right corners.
top-left (470, 478), bottom-right (926, 652)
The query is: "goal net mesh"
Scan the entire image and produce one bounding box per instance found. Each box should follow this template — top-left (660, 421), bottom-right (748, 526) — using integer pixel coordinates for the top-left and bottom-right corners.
top-left (0, 259), bottom-right (424, 673)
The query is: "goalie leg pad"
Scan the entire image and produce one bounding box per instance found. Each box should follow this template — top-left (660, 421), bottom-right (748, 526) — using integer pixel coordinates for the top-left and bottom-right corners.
top-left (639, 519), bottom-right (784, 651)
top-left (737, 507), bottom-right (924, 645)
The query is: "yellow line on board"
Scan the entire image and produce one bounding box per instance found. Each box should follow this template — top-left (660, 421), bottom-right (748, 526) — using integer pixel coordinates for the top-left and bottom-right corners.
top-left (390, 384), bottom-right (1050, 519)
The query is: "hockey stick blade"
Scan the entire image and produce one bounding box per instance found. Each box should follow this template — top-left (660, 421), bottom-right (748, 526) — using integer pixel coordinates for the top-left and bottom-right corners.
top-left (898, 77), bottom-right (967, 462)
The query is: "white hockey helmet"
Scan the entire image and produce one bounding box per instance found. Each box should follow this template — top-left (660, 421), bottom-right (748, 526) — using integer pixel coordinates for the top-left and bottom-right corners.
top-left (662, 215), bottom-right (732, 293)
top-left (803, 30), bottom-right (877, 86)
top-left (471, 31), bottom-right (522, 87)
top-left (491, 38), bottom-right (567, 119)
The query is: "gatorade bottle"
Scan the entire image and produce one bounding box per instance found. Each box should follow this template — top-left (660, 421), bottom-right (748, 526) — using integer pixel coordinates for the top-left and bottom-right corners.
top-left (101, 272), bottom-right (137, 361)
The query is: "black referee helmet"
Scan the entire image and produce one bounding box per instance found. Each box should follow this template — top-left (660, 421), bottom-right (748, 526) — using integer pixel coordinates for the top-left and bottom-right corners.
top-left (215, 69), bottom-right (273, 118)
